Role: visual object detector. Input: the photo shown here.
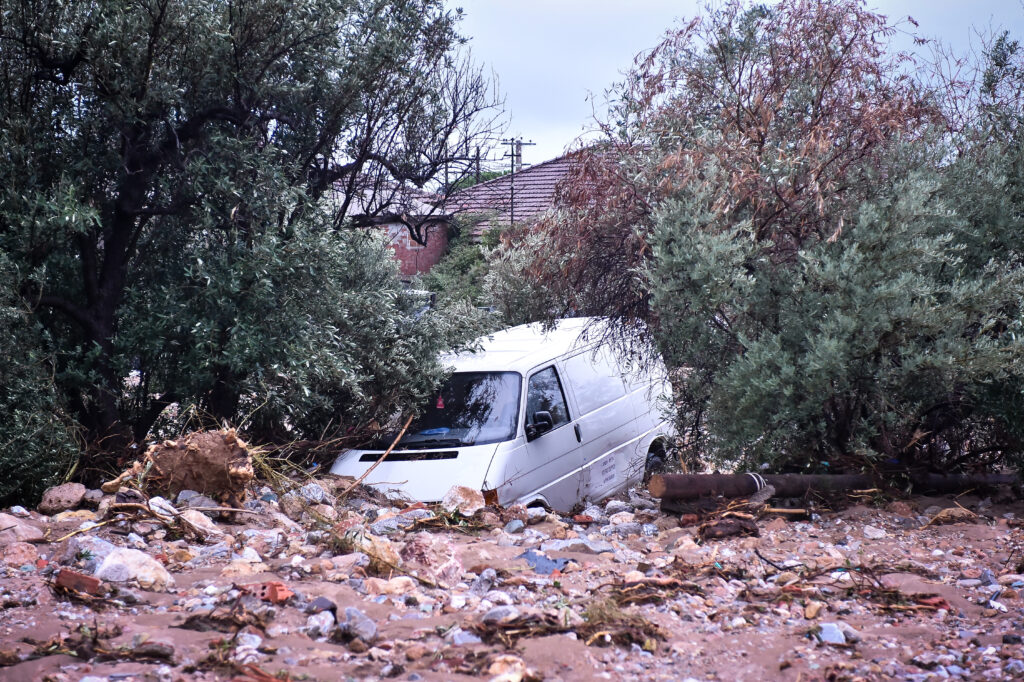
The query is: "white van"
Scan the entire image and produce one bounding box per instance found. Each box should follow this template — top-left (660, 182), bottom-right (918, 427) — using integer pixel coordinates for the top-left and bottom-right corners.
top-left (330, 317), bottom-right (673, 512)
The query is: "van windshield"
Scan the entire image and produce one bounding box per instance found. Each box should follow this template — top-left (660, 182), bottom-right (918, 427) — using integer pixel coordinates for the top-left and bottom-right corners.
top-left (376, 372), bottom-right (522, 449)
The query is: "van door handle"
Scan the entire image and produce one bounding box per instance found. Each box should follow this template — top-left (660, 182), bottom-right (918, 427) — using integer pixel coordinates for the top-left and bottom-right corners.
top-left (574, 424), bottom-right (582, 442)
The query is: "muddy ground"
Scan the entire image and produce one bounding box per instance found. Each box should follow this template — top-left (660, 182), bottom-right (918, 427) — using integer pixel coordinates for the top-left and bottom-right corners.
top-left (2, 476), bottom-right (1024, 681)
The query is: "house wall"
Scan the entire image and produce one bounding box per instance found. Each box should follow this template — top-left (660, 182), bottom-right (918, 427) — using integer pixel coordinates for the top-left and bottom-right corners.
top-left (385, 220), bottom-right (449, 278)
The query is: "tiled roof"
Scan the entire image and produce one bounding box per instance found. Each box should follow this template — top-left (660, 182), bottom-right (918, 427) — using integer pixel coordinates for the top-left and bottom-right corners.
top-left (446, 155), bottom-right (574, 235)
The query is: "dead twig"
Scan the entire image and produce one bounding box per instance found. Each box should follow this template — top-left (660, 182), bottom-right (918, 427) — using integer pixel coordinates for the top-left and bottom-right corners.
top-left (338, 414), bottom-right (414, 501)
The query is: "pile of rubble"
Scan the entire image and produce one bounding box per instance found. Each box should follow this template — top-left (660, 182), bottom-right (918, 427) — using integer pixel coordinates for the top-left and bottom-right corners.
top-left (1, 441), bottom-right (1023, 680)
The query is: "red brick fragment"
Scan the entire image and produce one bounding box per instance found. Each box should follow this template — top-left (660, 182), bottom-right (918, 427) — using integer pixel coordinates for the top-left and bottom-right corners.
top-left (241, 580), bottom-right (294, 604)
top-left (56, 568), bottom-right (102, 594)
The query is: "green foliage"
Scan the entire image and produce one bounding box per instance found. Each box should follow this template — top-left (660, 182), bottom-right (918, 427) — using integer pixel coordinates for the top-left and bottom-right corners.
top-left (648, 141), bottom-right (1024, 472)
top-left (420, 221), bottom-right (505, 307)
top-left (0, 0), bottom-right (498, 451)
top-left (484, 229), bottom-right (568, 327)
top-left (0, 257), bottom-right (79, 506)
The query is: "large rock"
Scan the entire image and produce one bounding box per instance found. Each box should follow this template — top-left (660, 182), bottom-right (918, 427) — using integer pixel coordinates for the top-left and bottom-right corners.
top-left (95, 548), bottom-right (174, 591)
top-left (442, 485), bottom-right (485, 516)
top-left (178, 509), bottom-right (224, 540)
top-left (0, 513), bottom-right (44, 544)
top-left (38, 482), bottom-right (87, 515)
top-left (399, 532), bottom-right (463, 587)
top-left (0, 542), bottom-right (39, 566)
top-left (61, 536), bottom-right (118, 572)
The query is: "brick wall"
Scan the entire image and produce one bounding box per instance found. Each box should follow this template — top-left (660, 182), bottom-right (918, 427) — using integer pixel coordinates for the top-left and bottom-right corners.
top-left (384, 220), bottom-right (449, 278)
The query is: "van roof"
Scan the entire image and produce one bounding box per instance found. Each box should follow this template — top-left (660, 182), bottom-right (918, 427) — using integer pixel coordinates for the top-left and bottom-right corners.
top-left (445, 317), bottom-right (605, 374)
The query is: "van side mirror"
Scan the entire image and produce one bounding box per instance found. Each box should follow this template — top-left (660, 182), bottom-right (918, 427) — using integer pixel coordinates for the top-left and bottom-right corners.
top-left (526, 410), bottom-right (554, 442)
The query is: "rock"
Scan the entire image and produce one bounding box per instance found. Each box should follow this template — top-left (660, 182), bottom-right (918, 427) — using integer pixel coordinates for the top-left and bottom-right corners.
top-left (540, 537), bottom-right (614, 554)
top-left (297, 482), bottom-right (331, 504)
top-left (817, 622), bottom-right (846, 645)
top-left (280, 493), bottom-right (307, 521)
top-left (998, 574), bottom-right (1024, 586)
top-left (399, 532), bottom-right (462, 587)
top-left (0, 513), bottom-right (44, 544)
top-left (339, 607), bottom-right (377, 643)
top-left (364, 576), bottom-right (418, 597)
top-left (608, 511), bottom-right (635, 524)
top-left (503, 519), bottom-right (525, 534)
top-left (53, 509), bottom-right (98, 522)
top-left (337, 529), bottom-right (402, 575)
top-left (95, 548), bottom-right (175, 591)
top-left (0, 542), bottom-right (38, 566)
top-left (131, 640), bottom-right (175, 661)
top-left (62, 536), bottom-right (118, 572)
top-left (863, 525), bottom-right (887, 540)
top-left (605, 500), bottom-right (631, 515)
top-left (804, 600), bottom-right (824, 619)
top-left (604, 522), bottom-right (643, 537)
top-left (525, 507), bottom-right (548, 525)
top-left (446, 628), bottom-right (482, 646)
top-left (470, 568), bottom-right (498, 597)
top-left (38, 482), bottom-right (87, 515)
top-left (9, 506), bottom-right (29, 517)
top-left (148, 496), bottom-right (179, 518)
top-left (836, 621), bottom-right (861, 643)
top-left (178, 509), bottom-right (224, 539)
top-left (369, 515), bottom-right (414, 535)
top-left (177, 491), bottom-right (221, 512)
top-left (305, 611), bottom-right (336, 638)
top-left (441, 485), bottom-right (485, 516)
top-left (308, 596), bottom-right (338, 614)
top-left (481, 605), bottom-right (520, 624)
top-left (220, 559), bottom-right (271, 578)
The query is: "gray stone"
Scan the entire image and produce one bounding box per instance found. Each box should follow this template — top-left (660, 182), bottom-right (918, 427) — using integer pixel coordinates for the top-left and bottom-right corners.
top-left (297, 482), bottom-right (330, 504)
top-left (369, 516), bottom-right (415, 535)
top-left (8, 506), bottom-right (29, 517)
top-left (81, 490), bottom-right (104, 508)
top-left (603, 522), bottom-right (643, 537)
top-left (541, 537), bottom-right (614, 554)
top-left (980, 568), bottom-right (998, 586)
top-left (340, 607), bottom-right (377, 643)
top-left (526, 507), bottom-right (548, 524)
top-left (837, 621), bottom-right (862, 643)
top-left (817, 622), bottom-right (846, 645)
top-left (38, 482), bottom-right (87, 515)
top-left (62, 536), bottom-right (118, 572)
top-left (469, 568), bottom-right (497, 596)
top-left (1005, 660), bottom-right (1024, 675)
top-left (503, 519), bottom-right (525, 534)
top-left (481, 605), bottom-right (520, 624)
top-left (304, 611), bottom-right (336, 638)
top-left (178, 491), bottom-right (221, 512)
top-left (604, 500), bottom-right (631, 515)
top-left (147, 496), bottom-right (178, 518)
top-left (446, 628), bottom-right (482, 646)
top-left (308, 596), bottom-right (337, 614)
top-left (863, 525), bottom-right (887, 540)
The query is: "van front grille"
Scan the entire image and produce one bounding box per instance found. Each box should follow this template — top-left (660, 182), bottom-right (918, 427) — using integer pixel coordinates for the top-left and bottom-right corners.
top-left (357, 450), bottom-right (459, 462)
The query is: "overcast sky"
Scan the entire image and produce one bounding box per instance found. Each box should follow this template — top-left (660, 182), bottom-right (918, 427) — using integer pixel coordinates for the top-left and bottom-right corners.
top-left (450, 0), bottom-right (1024, 167)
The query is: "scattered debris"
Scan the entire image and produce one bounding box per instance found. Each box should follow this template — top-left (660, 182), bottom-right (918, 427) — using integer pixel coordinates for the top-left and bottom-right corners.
top-left (2, 434), bottom-right (1024, 680)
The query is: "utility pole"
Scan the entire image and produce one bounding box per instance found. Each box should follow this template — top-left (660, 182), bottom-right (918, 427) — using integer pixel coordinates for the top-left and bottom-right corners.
top-left (500, 137), bottom-right (535, 226)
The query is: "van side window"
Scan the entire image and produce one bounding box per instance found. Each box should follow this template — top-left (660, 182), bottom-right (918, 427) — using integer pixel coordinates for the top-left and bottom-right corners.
top-left (562, 347), bottom-right (627, 415)
top-left (525, 366), bottom-right (570, 428)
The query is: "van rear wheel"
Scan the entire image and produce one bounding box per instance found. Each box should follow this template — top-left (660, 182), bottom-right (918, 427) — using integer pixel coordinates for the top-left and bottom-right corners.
top-left (643, 440), bottom-right (668, 483)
